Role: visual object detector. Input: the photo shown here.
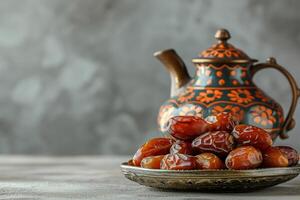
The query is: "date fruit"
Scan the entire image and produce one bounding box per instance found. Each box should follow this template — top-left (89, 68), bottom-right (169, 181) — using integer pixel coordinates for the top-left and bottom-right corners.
top-left (232, 124), bottom-right (273, 151)
top-left (170, 141), bottom-right (193, 155)
top-left (206, 112), bottom-right (237, 132)
top-left (262, 147), bottom-right (289, 168)
top-left (140, 155), bottom-right (165, 169)
top-left (276, 146), bottom-right (299, 166)
top-left (225, 146), bottom-right (263, 170)
top-left (160, 153), bottom-right (196, 170)
top-left (192, 131), bottom-right (235, 157)
top-left (166, 116), bottom-right (209, 141)
top-left (195, 153), bottom-right (225, 169)
top-left (127, 159), bottom-right (134, 166)
top-left (132, 138), bottom-right (173, 166)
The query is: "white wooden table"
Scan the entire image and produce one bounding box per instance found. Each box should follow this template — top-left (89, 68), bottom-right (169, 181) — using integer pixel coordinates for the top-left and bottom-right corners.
top-left (0, 156), bottom-right (299, 199)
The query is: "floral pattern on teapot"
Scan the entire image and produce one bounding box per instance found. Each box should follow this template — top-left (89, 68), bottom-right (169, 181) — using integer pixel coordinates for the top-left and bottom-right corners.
top-left (158, 63), bottom-right (284, 139)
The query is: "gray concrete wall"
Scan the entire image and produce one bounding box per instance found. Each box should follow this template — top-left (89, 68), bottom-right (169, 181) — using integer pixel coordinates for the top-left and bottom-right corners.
top-left (0, 0), bottom-right (299, 155)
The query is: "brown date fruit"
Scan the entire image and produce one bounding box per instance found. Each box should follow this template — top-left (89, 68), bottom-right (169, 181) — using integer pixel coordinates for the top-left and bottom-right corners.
top-left (206, 112), bottom-right (238, 132)
top-left (132, 138), bottom-right (173, 166)
top-left (225, 146), bottom-right (263, 170)
top-left (192, 131), bottom-right (235, 157)
top-left (140, 155), bottom-right (165, 169)
top-left (262, 147), bottom-right (289, 168)
top-left (166, 116), bottom-right (209, 141)
top-left (195, 153), bottom-right (225, 169)
top-left (232, 124), bottom-right (273, 151)
top-left (160, 153), bottom-right (196, 170)
top-left (127, 159), bottom-right (134, 166)
top-left (170, 141), bottom-right (193, 155)
top-left (276, 146), bottom-right (299, 166)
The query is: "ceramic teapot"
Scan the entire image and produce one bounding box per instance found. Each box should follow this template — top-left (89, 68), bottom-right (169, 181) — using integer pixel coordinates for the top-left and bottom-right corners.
top-left (155, 29), bottom-right (300, 140)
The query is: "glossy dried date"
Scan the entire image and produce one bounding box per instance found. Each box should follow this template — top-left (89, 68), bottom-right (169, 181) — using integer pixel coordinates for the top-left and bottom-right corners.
top-left (127, 159), bottom-right (135, 166)
top-left (262, 147), bottom-right (289, 168)
top-left (195, 153), bottom-right (224, 169)
top-left (232, 124), bottom-right (273, 151)
top-left (192, 131), bottom-right (235, 157)
top-left (160, 153), bottom-right (196, 170)
top-left (166, 116), bottom-right (209, 141)
top-left (132, 137), bottom-right (173, 166)
top-left (140, 155), bottom-right (165, 169)
top-left (225, 146), bottom-right (263, 170)
top-left (170, 141), bottom-right (193, 155)
top-left (276, 146), bottom-right (299, 166)
top-left (206, 112), bottom-right (238, 132)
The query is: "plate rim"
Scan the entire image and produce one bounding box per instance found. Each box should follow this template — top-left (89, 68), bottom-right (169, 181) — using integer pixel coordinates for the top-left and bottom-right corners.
top-left (121, 161), bottom-right (300, 178)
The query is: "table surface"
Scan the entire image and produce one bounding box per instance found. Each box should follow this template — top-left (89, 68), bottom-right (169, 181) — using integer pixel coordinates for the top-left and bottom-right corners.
top-left (0, 156), bottom-right (299, 200)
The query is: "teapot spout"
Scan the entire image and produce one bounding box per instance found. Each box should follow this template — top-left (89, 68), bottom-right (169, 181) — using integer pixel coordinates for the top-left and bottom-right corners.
top-left (154, 49), bottom-right (191, 97)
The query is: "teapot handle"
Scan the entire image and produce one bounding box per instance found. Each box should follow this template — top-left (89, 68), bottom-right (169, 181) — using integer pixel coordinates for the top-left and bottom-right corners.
top-left (250, 57), bottom-right (300, 139)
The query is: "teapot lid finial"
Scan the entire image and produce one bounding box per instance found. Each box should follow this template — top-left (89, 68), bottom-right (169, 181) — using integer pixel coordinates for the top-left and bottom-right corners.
top-left (192, 28), bottom-right (257, 64)
top-left (215, 29), bottom-right (231, 43)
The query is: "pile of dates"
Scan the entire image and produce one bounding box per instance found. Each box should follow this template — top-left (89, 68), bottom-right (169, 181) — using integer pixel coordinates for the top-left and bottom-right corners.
top-left (131, 112), bottom-right (299, 170)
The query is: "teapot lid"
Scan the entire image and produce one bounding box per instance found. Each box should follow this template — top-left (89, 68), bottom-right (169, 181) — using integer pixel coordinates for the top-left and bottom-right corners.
top-left (192, 29), bottom-right (257, 64)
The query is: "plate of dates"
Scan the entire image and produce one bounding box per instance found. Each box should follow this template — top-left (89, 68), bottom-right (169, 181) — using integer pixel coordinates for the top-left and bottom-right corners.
top-left (121, 113), bottom-right (300, 192)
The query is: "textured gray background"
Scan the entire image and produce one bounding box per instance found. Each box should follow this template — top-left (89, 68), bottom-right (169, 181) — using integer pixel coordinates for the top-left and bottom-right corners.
top-left (0, 0), bottom-right (299, 155)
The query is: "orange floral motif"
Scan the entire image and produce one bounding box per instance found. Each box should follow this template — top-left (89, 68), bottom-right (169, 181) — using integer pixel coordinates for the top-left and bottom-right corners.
top-left (178, 88), bottom-right (195, 103)
top-left (179, 104), bottom-right (203, 118)
top-left (232, 80), bottom-right (238, 85)
top-left (218, 79), bottom-right (225, 85)
top-left (251, 106), bottom-right (276, 127)
top-left (216, 71), bottom-right (223, 77)
top-left (200, 43), bottom-right (249, 59)
top-left (227, 89), bottom-right (254, 104)
top-left (230, 70), bottom-right (237, 76)
top-left (212, 105), bottom-right (245, 122)
top-left (255, 90), bottom-right (269, 102)
top-left (196, 90), bottom-right (223, 103)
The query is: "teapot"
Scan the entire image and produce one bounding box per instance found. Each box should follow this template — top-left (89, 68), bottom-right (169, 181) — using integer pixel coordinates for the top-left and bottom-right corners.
top-left (155, 29), bottom-right (300, 140)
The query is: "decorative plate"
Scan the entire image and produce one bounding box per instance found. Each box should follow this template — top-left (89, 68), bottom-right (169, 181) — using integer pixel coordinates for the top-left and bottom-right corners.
top-left (120, 161), bottom-right (300, 192)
